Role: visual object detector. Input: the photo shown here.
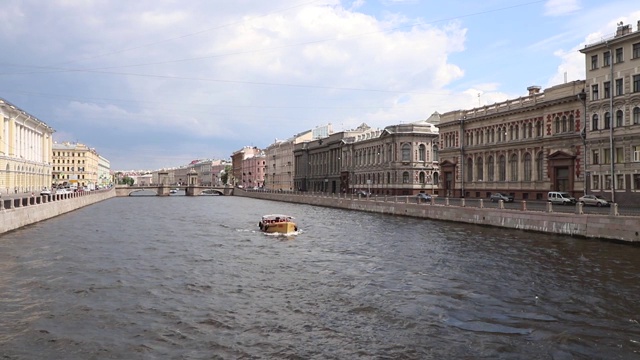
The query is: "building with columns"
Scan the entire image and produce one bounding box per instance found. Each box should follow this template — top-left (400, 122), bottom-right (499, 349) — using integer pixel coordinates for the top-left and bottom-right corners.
top-left (579, 20), bottom-right (640, 206)
top-left (437, 81), bottom-right (586, 201)
top-left (0, 98), bottom-right (55, 195)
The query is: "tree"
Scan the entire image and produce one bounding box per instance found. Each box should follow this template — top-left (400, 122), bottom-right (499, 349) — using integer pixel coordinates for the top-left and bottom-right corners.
top-left (221, 165), bottom-right (232, 185)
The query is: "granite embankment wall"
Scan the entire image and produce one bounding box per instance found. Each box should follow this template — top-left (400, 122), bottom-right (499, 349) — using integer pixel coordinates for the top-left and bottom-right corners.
top-left (236, 191), bottom-right (640, 243)
top-left (0, 189), bottom-right (116, 234)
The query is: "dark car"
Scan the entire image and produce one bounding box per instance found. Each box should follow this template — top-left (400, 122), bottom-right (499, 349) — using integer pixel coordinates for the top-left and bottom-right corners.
top-left (416, 193), bottom-right (432, 203)
top-left (490, 192), bottom-right (514, 203)
top-left (355, 190), bottom-right (371, 197)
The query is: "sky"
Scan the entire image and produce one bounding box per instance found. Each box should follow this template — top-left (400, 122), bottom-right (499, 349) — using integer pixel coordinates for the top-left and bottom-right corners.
top-left (1, 0), bottom-right (639, 171)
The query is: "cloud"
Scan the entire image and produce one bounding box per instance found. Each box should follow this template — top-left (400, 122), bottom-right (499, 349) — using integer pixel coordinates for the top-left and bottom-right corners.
top-left (544, 0), bottom-right (581, 17)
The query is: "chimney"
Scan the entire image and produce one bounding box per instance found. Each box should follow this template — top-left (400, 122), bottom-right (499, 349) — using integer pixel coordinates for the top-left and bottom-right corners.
top-left (527, 86), bottom-right (541, 96)
top-left (615, 22), bottom-right (631, 37)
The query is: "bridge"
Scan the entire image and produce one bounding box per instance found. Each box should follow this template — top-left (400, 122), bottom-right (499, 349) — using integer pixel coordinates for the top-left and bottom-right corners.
top-left (115, 185), bottom-right (234, 197)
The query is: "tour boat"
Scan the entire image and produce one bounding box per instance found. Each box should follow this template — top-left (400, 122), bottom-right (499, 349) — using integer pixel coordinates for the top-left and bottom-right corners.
top-left (258, 214), bottom-right (297, 234)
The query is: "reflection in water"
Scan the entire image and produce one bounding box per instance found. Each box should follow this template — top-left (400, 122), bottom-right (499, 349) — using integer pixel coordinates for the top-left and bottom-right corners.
top-left (1, 196), bottom-right (639, 359)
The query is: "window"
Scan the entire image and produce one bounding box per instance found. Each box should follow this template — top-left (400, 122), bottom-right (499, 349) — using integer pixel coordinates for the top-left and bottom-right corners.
top-left (603, 51), bottom-right (610, 66)
top-left (615, 147), bottom-right (624, 163)
top-left (592, 150), bottom-right (599, 165)
top-left (615, 47), bottom-right (623, 63)
top-left (604, 112), bottom-right (611, 129)
top-left (401, 144), bottom-right (410, 161)
top-left (419, 172), bottom-right (425, 184)
top-left (603, 148), bottom-right (611, 164)
top-left (633, 145), bottom-right (640, 162)
top-left (467, 158), bottom-right (473, 182)
top-left (591, 55), bottom-right (598, 69)
top-left (634, 75), bottom-right (640, 93)
top-left (591, 84), bottom-right (599, 100)
top-left (402, 171), bottom-right (410, 184)
top-left (418, 144), bottom-right (426, 161)
top-left (635, 107), bottom-right (640, 124)
top-left (536, 152), bottom-right (544, 181)
top-left (616, 174), bottom-right (624, 190)
top-left (477, 157), bottom-right (483, 181)
top-left (487, 156), bottom-right (494, 182)
top-left (634, 42), bottom-right (640, 59)
top-left (635, 174), bottom-right (640, 190)
top-left (536, 121), bottom-right (543, 137)
top-left (562, 116), bottom-right (567, 132)
top-left (604, 81), bottom-right (610, 98)
top-left (615, 78), bottom-right (623, 96)
top-left (605, 175), bottom-right (612, 189)
top-left (592, 174), bottom-right (600, 190)
top-left (555, 117), bottom-right (560, 133)
top-left (524, 153), bottom-right (532, 181)
top-left (498, 155), bottom-right (506, 181)
top-left (510, 154), bottom-right (518, 181)
top-left (616, 110), bottom-right (623, 127)
top-left (592, 114), bottom-right (599, 130)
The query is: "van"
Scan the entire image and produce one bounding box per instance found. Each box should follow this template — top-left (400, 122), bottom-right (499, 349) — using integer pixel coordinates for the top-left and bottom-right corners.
top-left (547, 191), bottom-right (576, 205)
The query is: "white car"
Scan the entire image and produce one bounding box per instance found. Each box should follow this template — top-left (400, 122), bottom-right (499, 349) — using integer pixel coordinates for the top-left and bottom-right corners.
top-left (55, 188), bottom-right (71, 195)
top-left (578, 194), bottom-right (610, 207)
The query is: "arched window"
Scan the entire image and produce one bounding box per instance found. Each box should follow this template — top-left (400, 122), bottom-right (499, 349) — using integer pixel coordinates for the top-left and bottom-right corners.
top-left (433, 172), bottom-right (439, 185)
top-left (616, 110), bottom-right (623, 127)
top-left (477, 156), bottom-right (483, 181)
top-left (386, 172), bottom-right (391, 184)
top-left (401, 144), bottom-right (411, 161)
top-left (569, 115), bottom-right (575, 132)
top-left (555, 117), bottom-right (561, 133)
top-left (604, 112), bottom-right (611, 129)
top-left (499, 155), bottom-right (506, 181)
top-left (487, 156), bottom-right (494, 182)
top-left (402, 171), bottom-right (410, 184)
top-left (536, 120), bottom-right (543, 137)
top-left (592, 114), bottom-right (599, 130)
top-left (536, 152), bottom-right (544, 181)
top-left (418, 144), bottom-right (426, 161)
top-left (634, 107), bottom-right (640, 124)
top-left (432, 145), bottom-right (439, 162)
top-left (419, 172), bottom-right (426, 184)
top-left (510, 154), bottom-right (518, 181)
top-left (515, 125), bottom-right (519, 140)
top-left (467, 157), bottom-right (473, 182)
top-left (561, 116), bottom-right (567, 132)
top-left (524, 153), bottom-right (532, 181)
top-left (491, 128), bottom-right (495, 142)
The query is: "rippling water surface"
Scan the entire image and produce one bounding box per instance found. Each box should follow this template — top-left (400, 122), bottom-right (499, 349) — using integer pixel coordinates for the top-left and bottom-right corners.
top-left (1, 196), bottom-right (639, 359)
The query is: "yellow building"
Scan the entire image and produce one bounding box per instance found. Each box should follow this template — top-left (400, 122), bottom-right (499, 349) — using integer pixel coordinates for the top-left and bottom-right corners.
top-left (0, 98), bottom-right (55, 195)
top-left (52, 142), bottom-right (101, 190)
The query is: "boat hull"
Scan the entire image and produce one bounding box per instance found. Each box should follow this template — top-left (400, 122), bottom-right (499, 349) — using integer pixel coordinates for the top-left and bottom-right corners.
top-left (262, 221), bottom-right (297, 234)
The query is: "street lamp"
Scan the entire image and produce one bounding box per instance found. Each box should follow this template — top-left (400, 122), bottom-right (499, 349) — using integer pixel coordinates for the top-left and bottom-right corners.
top-left (578, 89), bottom-right (588, 196)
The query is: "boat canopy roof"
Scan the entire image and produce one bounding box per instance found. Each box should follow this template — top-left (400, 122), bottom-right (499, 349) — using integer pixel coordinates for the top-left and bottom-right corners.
top-left (262, 214), bottom-right (295, 220)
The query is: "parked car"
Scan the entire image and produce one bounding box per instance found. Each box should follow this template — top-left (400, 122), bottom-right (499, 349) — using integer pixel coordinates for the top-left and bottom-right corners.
top-left (578, 194), bottom-right (610, 207)
top-left (355, 190), bottom-right (371, 197)
top-left (548, 191), bottom-right (576, 205)
top-left (55, 188), bottom-right (71, 195)
top-left (416, 193), bottom-right (432, 203)
top-left (490, 193), bottom-right (514, 202)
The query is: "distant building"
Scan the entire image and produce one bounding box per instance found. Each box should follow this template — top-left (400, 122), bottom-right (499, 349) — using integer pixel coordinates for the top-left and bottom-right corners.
top-left (231, 146), bottom-right (265, 188)
top-left (0, 98), bottom-right (55, 194)
top-left (52, 142), bottom-right (102, 190)
top-left (263, 130), bottom-right (313, 191)
top-left (579, 20), bottom-right (640, 205)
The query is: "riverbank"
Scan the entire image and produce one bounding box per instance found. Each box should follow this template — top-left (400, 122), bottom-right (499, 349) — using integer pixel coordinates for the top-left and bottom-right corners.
top-left (0, 189), bottom-right (116, 234)
top-left (235, 190), bottom-right (640, 243)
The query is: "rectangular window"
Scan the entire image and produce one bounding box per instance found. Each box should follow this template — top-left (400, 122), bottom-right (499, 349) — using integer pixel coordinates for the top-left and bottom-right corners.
top-left (615, 147), bottom-right (624, 163)
top-left (616, 174), bottom-right (624, 190)
top-left (615, 78), bottom-right (623, 96)
top-left (634, 42), bottom-right (640, 59)
top-left (634, 174), bottom-right (640, 190)
top-left (603, 148), bottom-right (611, 164)
top-left (592, 150), bottom-right (599, 165)
top-left (604, 81), bottom-right (610, 98)
top-left (604, 174), bottom-right (612, 190)
top-left (592, 84), bottom-right (599, 100)
top-left (615, 47), bottom-right (623, 63)
top-left (592, 174), bottom-right (600, 190)
top-left (633, 145), bottom-right (640, 162)
top-left (591, 55), bottom-right (598, 69)
top-left (634, 75), bottom-right (640, 93)
top-left (603, 51), bottom-right (610, 66)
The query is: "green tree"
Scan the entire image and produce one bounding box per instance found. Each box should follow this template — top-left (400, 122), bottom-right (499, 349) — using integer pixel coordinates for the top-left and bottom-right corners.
top-left (221, 165), bottom-right (232, 185)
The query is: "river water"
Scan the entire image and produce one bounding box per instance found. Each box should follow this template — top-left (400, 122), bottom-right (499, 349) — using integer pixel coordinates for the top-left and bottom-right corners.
top-left (1, 196), bottom-right (639, 359)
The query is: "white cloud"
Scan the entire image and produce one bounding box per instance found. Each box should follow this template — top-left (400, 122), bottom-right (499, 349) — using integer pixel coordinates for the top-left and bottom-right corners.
top-left (544, 0), bottom-right (581, 17)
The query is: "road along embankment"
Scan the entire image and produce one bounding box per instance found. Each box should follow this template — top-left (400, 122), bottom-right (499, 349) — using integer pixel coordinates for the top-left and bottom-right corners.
top-left (0, 189), bottom-right (116, 234)
top-left (236, 191), bottom-right (639, 244)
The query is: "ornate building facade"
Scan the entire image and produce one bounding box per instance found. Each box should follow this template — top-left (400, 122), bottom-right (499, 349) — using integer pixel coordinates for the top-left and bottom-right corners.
top-left (0, 98), bottom-right (55, 194)
top-left (437, 81), bottom-right (587, 200)
top-left (263, 130), bottom-right (312, 191)
top-left (52, 142), bottom-right (101, 190)
top-left (579, 21), bottom-right (640, 206)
